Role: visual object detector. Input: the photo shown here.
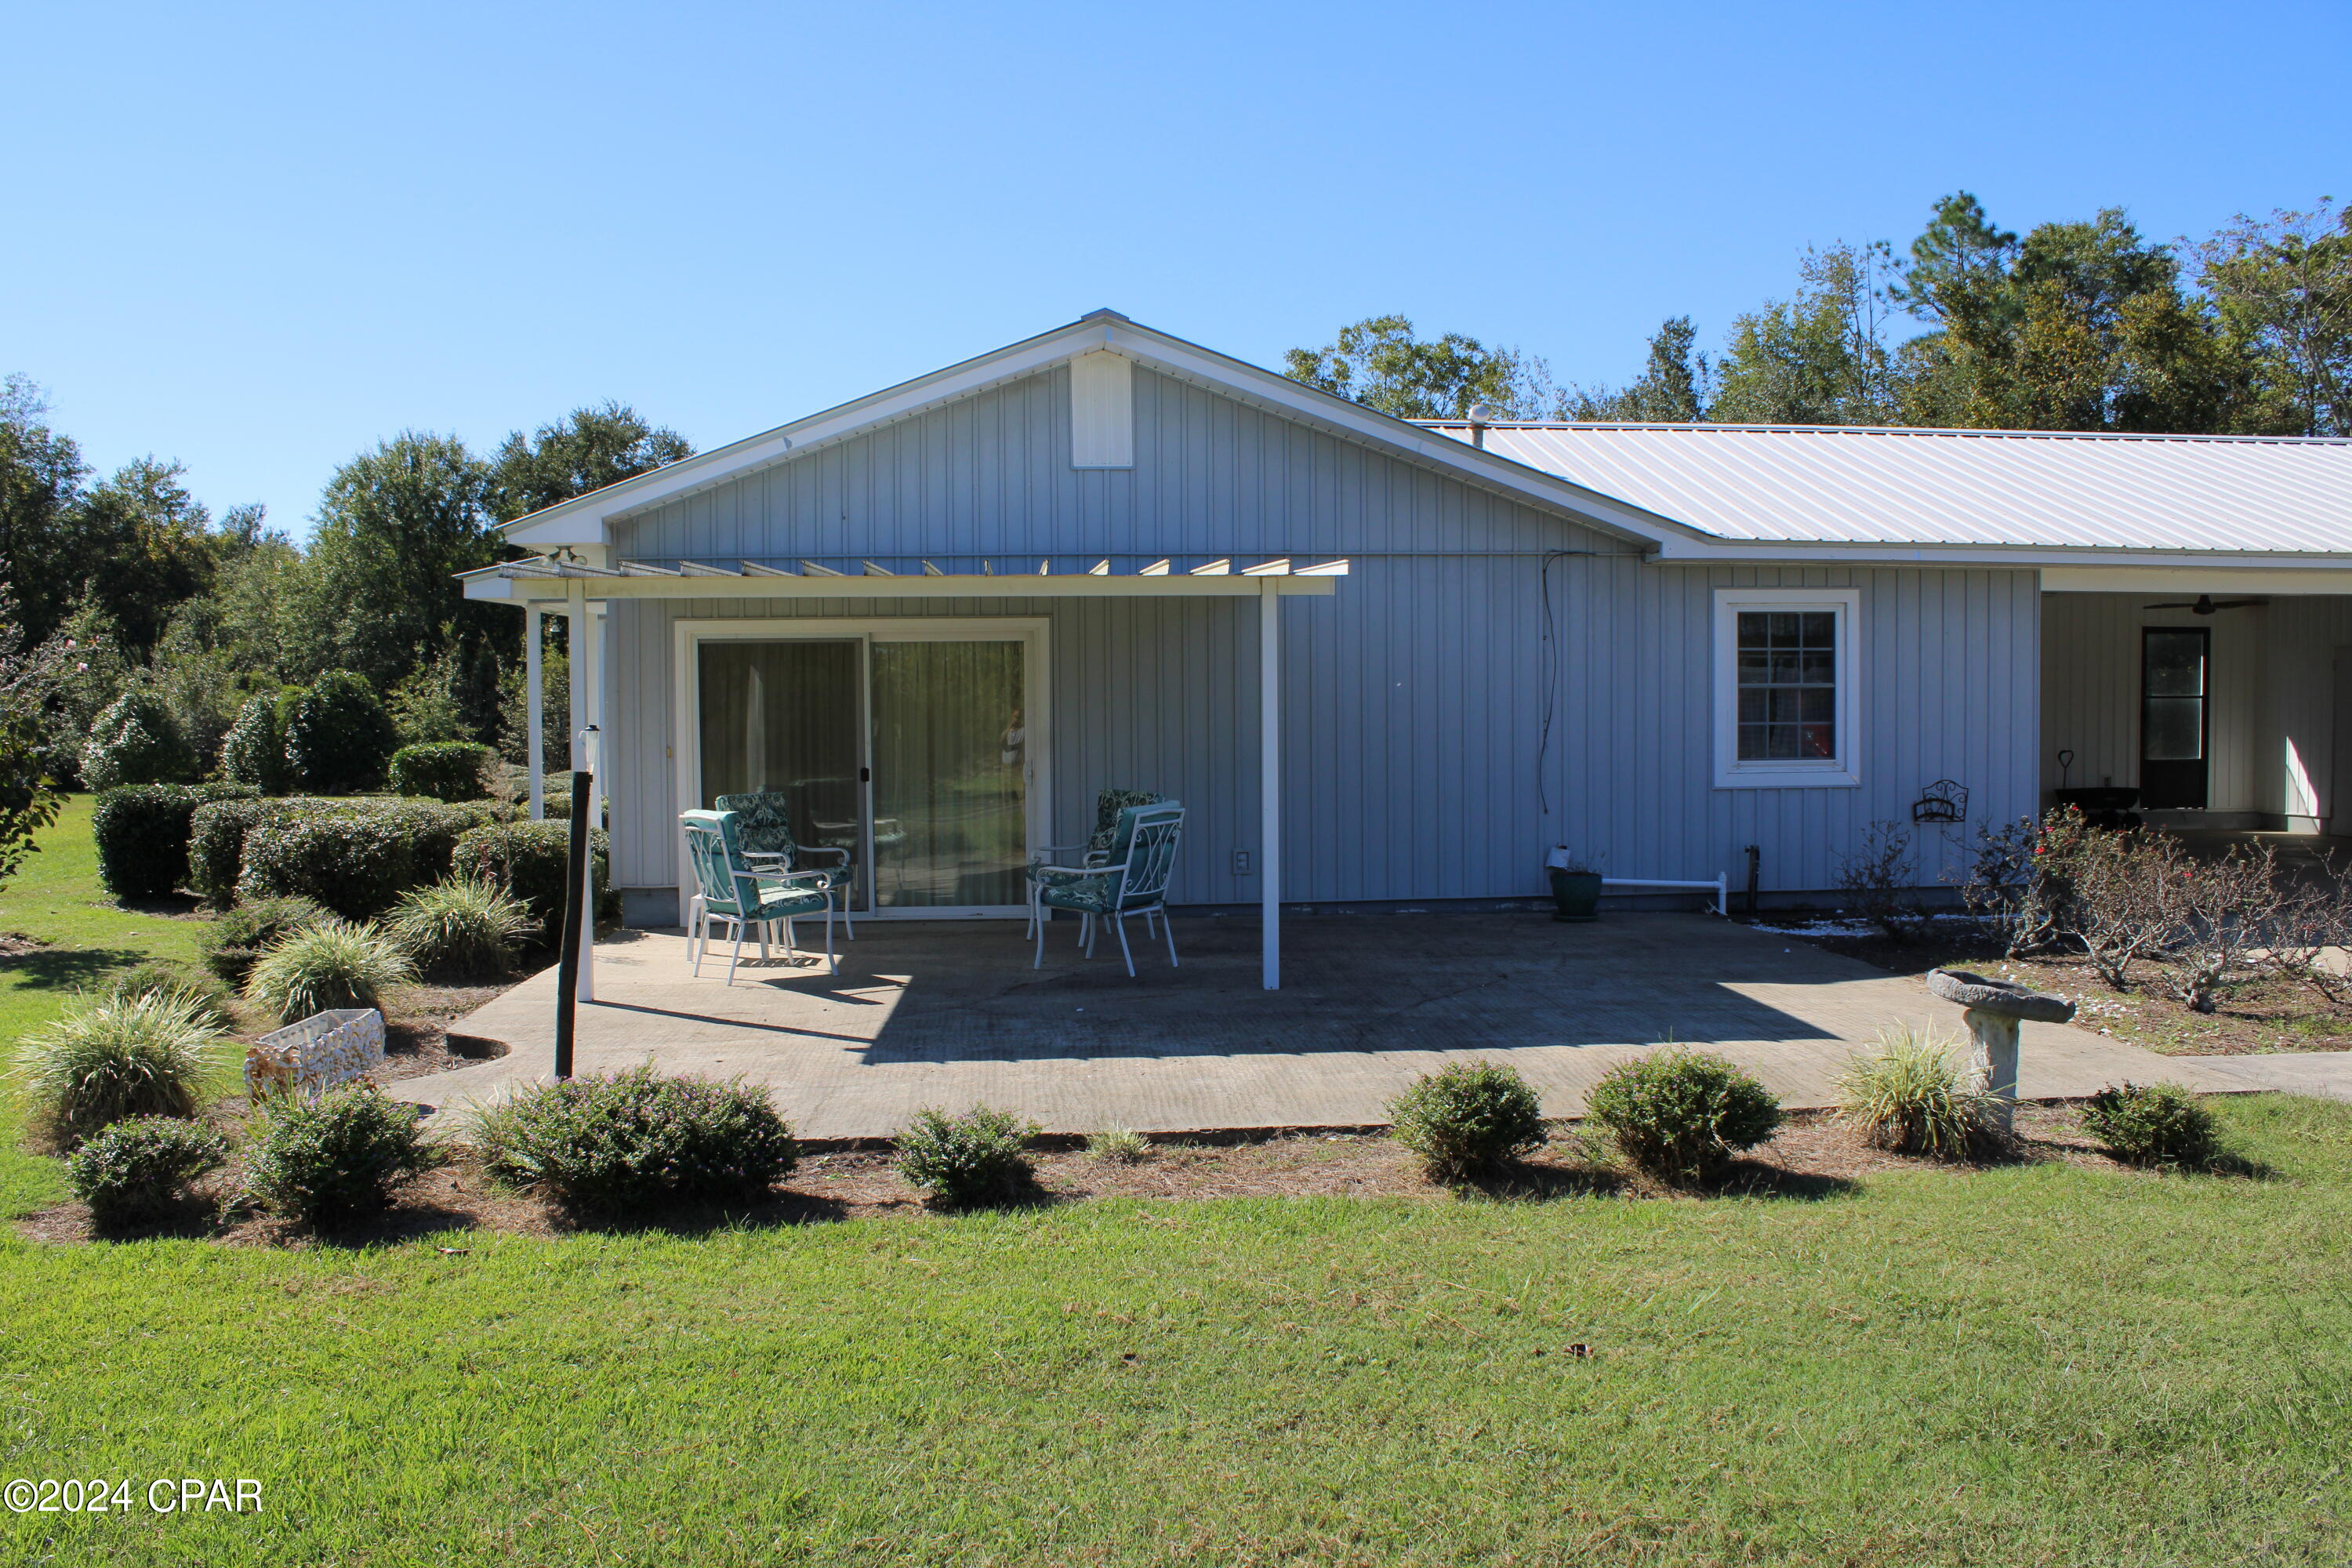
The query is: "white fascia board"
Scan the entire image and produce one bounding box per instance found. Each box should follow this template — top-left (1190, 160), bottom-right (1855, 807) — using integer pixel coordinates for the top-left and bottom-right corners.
top-left (466, 572), bottom-right (1341, 606)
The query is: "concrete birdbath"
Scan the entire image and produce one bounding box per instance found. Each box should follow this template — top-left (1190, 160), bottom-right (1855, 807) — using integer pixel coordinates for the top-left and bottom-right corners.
top-left (1925, 968), bottom-right (2077, 1133)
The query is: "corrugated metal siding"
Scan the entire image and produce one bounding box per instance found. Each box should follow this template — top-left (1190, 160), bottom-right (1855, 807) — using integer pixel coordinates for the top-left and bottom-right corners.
top-left (604, 365), bottom-right (2040, 905)
top-left (1425, 423), bottom-right (2352, 551)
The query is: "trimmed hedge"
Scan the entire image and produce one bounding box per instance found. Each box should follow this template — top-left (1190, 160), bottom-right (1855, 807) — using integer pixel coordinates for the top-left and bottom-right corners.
top-left (91, 782), bottom-right (259, 900)
top-left (451, 819), bottom-right (612, 944)
top-left (81, 691), bottom-right (194, 791)
top-left (474, 1065), bottom-right (799, 1210)
top-left (190, 797), bottom-right (360, 906)
top-left (283, 671), bottom-right (398, 793)
top-left (389, 742), bottom-right (494, 801)
top-left (238, 798), bottom-right (507, 919)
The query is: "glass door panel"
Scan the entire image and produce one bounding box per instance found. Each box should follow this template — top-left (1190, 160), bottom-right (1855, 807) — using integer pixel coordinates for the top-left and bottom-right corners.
top-left (697, 641), bottom-right (866, 907)
top-left (2140, 628), bottom-right (2210, 809)
top-left (869, 640), bottom-right (1027, 909)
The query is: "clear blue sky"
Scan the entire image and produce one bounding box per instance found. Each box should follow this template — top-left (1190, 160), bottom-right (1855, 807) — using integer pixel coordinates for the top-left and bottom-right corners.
top-left (5, 1), bottom-right (2344, 535)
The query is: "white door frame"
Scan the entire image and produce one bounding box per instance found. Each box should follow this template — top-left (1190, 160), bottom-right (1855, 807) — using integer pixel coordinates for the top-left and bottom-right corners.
top-left (672, 616), bottom-right (1052, 924)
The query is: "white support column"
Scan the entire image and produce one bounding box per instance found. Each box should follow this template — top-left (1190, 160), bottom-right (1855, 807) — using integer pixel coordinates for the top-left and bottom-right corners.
top-left (524, 604), bottom-right (544, 822)
top-left (567, 579), bottom-right (594, 1004)
top-left (1261, 579), bottom-right (1280, 991)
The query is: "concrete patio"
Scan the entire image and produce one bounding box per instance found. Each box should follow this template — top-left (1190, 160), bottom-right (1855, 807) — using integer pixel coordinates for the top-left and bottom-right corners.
top-left (380, 911), bottom-right (2343, 1140)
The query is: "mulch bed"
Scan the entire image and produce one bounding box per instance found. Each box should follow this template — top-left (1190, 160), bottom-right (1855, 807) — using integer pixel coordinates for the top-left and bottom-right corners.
top-left (13, 1104), bottom-right (2166, 1250)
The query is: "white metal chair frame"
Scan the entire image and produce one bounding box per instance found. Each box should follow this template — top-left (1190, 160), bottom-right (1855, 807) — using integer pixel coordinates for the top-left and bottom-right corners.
top-left (1030, 804), bottom-right (1185, 977)
top-left (681, 813), bottom-right (839, 984)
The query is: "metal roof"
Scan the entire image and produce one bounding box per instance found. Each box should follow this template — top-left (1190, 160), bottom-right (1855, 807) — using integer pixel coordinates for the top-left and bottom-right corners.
top-left (1417, 422), bottom-right (2352, 555)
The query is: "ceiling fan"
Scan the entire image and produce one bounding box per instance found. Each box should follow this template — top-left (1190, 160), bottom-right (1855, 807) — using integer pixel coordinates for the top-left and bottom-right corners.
top-left (2144, 593), bottom-right (2267, 615)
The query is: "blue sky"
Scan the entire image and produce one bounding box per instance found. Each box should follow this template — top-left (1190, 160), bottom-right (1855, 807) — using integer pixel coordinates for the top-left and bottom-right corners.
top-left (4, 1), bottom-right (2344, 535)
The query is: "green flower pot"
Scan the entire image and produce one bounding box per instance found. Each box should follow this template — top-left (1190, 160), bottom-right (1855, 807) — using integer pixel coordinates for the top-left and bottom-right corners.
top-left (1547, 868), bottom-right (1602, 923)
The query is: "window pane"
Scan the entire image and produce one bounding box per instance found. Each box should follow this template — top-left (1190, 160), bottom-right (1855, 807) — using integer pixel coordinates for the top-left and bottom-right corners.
top-left (1768, 612), bottom-right (1800, 646)
top-left (1737, 613), bottom-right (1769, 649)
top-left (2143, 697), bottom-right (2204, 760)
top-left (1768, 724), bottom-right (1802, 760)
top-left (1738, 688), bottom-right (1766, 724)
top-left (1800, 687), bottom-right (1835, 723)
top-left (870, 641), bottom-right (1028, 909)
top-left (1799, 612), bottom-right (1836, 647)
top-left (2145, 632), bottom-right (2205, 696)
top-left (1799, 652), bottom-right (1836, 684)
top-left (1738, 723), bottom-right (1769, 760)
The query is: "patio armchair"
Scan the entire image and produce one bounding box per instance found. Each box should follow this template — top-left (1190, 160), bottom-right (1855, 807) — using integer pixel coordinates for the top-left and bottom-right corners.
top-left (680, 809), bottom-right (838, 984)
top-left (716, 789), bottom-right (856, 938)
top-left (1029, 801), bottom-right (1185, 977)
top-left (1025, 788), bottom-right (1167, 938)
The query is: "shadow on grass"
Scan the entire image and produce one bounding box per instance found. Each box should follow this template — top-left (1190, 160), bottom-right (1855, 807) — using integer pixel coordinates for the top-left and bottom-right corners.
top-left (1454, 1160), bottom-right (1629, 1201)
top-left (550, 1189), bottom-right (863, 1236)
top-left (0, 946), bottom-right (156, 991)
top-left (1701, 1160), bottom-right (1863, 1200)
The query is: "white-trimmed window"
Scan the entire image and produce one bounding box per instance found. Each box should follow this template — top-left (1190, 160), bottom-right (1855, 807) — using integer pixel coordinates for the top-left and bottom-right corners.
top-left (1713, 587), bottom-right (1860, 788)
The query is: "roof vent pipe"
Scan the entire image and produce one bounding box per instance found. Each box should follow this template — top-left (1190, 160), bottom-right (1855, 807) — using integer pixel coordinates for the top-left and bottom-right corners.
top-left (1466, 402), bottom-right (1498, 449)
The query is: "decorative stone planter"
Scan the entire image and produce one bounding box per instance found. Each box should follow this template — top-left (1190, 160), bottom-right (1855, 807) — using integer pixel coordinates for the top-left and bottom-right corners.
top-left (1547, 869), bottom-right (1602, 923)
top-left (245, 1008), bottom-right (385, 1102)
top-left (1925, 969), bottom-right (2075, 1133)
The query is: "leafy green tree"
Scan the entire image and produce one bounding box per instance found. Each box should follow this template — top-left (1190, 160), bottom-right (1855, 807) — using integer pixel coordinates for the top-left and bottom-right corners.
top-left (1283, 317), bottom-right (1555, 419)
top-left (80, 689), bottom-right (194, 789)
top-left (2192, 200), bottom-right (2352, 436)
top-left (1711, 243), bottom-right (1904, 426)
top-left (72, 457), bottom-right (219, 654)
top-left (0, 377), bottom-right (94, 648)
top-left (283, 670), bottom-right (397, 793)
top-left (488, 403), bottom-right (693, 524)
top-left (0, 594), bottom-right (63, 889)
top-left (1559, 318), bottom-right (1711, 422)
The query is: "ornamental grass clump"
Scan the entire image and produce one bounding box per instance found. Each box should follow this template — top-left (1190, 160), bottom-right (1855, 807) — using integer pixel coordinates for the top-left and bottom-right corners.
top-left (387, 876), bottom-right (536, 978)
top-left (1587, 1048), bottom-right (1784, 1183)
top-left (474, 1065), bottom-right (799, 1211)
top-left (1083, 1127), bottom-right (1151, 1165)
top-left (65, 1116), bottom-right (230, 1226)
top-left (244, 1084), bottom-right (440, 1226)
top-left (2081, 1081), bottom-right (2220, 1169)
top-left (199, 895), bottom-right (326, 985)
top-left (1387, 1060), bottom-right (1548, 1178)
top-left (1835, 1024), bottom-right (2005, 1158)
top-left (241, 916), bottom-right (415, 1025)
top-left (10, 990), bottom-right (233, 1145)
top-left (101, 962), bottom-right (237, 1034)
top-left (895, 1104), bottom-right (1039, 1208)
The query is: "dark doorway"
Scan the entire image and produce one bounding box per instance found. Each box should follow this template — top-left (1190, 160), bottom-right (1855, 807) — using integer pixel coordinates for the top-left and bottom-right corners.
top-left (2140, 628), bottom-right (2210, 808)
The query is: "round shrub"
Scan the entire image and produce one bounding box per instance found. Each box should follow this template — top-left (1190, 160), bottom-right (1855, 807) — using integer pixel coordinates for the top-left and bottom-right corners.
top-left (282, 671), bottom-right (397, 793)
top-left (1587, 1049), bottom-right (1784, 1182)
top-left (388, 741), bottom-right (494, 802)
top-left (1387, 1060), bottom-right (1548, 1178)
top-left (451, 819), bottom-right (612, 944)
top-left (91, 782), bottom-right (258, 901)
top-left (198, 895), bottom-right (327, 985)
top-left (1835, 1025), bottom-right (2003, 1158)
top-left (2081, 1081), bottom-right (2219, 1169)
top-left (387, 876), bottom-right (536, 977)
top-left (895, 1104), bottom-right (1039, 1208)
top-left (245, 1084), bottom-right (440, 1225)
top-left (219, 691), bottom-right (292, 793)
top-left (242, 916), bottom-right (416, 1025)
top-left (474, 1064), bottom-right (799, 1210)
top-left (80, 690), bottom-right (194, 791)
top-left (101, 961), bottom-right (236, 1033)
top-left (66, 1115), bottom-right (230, 1225)
top-left (9, 990), bottom-right (231, 1145)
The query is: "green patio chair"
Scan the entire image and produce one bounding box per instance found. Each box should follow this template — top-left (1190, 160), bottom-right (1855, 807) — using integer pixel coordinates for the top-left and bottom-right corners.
top-left (1025, 788), bottom-right (1167, 939)
top-left (716, 789), bottom-right (857, 938)
top-left (681, 809), bottom-right (837, 984)
top-left (1030, 802), bottom-right (1185, 977)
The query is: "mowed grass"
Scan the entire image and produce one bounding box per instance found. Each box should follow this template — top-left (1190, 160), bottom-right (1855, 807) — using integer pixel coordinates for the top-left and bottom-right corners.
top-left (1, 1095), bottom-right (2348, 1566)
top-left (0, 795), bottom-right (213, 1216)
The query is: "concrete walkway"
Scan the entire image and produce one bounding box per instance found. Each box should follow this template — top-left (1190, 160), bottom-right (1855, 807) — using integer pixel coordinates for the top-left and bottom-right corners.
top-left (385, 913), bottom-right (2352, 1139)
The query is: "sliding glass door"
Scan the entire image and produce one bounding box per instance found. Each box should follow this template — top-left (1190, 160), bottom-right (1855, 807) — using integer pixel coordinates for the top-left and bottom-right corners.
top-left (691, 624), bottom-right (1038, 916)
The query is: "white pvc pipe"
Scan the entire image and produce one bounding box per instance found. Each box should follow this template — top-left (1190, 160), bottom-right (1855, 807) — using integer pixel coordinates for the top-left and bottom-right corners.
top-left (1261, 579), bottom-right (1280, 991)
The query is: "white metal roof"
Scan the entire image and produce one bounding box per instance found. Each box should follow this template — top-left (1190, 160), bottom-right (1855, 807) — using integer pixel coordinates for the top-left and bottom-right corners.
top-left (1418, 422), bottom-right (2352, 555)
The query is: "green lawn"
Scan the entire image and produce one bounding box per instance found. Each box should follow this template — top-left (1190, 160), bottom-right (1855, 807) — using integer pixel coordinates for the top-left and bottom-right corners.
top-left (4, 804), bottom-right (2350, 1563)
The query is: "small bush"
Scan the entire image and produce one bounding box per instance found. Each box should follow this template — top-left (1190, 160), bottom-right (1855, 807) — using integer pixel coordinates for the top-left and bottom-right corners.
top-left (387, 876), bottom-right (536, 977)
top-left (1587, 1049), bottom-right (1784, 1182)
top-left (245, 1084), bottom-right (440, 1225)
top-left (236, 798), bottom-right (502, 918)
top-left (1387, 1060), bottom-right (1548, 1178)
top-left (1083, 1127), bottom-right (1151, 1165)
top-left (451, 819), bottom-right (612, 943)
top-left (9, 990), bottom-right (232, 1144)
top-left (895, 1104), bottom-right (1038, 1207)
top-left (282, 671), bottom-right (398, 793)
top-left (101, 962), bottom-right (236, 1033)
top-left (89, 782), bottom-right (256, 901)
top-left (242, 916), bottom-right (416, 1025)
top-left (219, 690), bottom-right (292, 793)
top-left (81, 690), bottom-right (195, 791)
top-left (2082, 1081), bottom-right (2220, 1169)
top-left (388, 741), bottom-right (495, 802)
top-left (198, 895), bottom-right (328, 985)
top-left (65, 1115), bottom-right (230, 1225)
top-left (474, 1065), bottom-right (799, 1210)
top-left (1835, 1025), bottom-right (2002, 1157)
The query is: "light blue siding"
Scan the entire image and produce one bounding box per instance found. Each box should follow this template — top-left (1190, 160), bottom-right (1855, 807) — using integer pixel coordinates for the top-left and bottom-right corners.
top-left (604, 364), bottom-right (2042, 909)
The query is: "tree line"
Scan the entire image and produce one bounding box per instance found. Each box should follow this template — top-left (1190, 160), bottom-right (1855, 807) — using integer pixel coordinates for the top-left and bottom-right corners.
top-left (0, 383), bottom-right (690, 789)
top-left (1285, 192), bottom-right (2350, 437)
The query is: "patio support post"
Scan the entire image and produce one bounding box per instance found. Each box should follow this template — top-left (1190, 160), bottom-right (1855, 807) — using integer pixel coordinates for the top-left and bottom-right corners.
top-left (567, 579), bottom-right (595, 1003)
top-left (1261, 579), bottom-right (1280, 990)
top-left (524, 604), bottom-right (544, 822)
